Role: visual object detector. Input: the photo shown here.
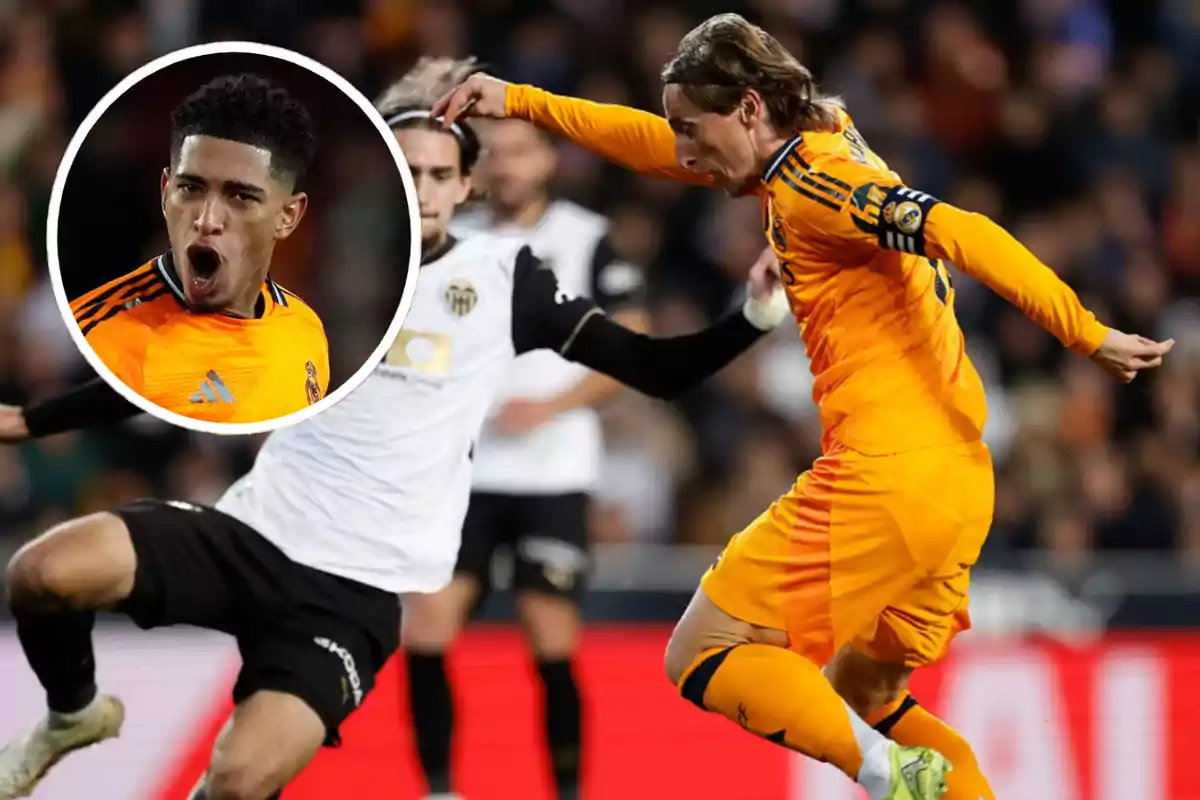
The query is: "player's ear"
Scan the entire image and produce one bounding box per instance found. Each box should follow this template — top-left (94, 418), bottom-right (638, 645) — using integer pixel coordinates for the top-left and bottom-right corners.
top-left (740, 89), bottom-right (763, 125)
top-left (274, 192), bottom-right (308, 241)
top-left (160, 168), bottom-right (170, 217)
top-left (455, 175), bottom-right (473, 206)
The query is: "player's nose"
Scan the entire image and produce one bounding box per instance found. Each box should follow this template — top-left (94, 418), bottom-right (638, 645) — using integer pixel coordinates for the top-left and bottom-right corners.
top-left (675, 142), bottom-right (700, 172)
top-left (193, 198), bottom-right (226, 234)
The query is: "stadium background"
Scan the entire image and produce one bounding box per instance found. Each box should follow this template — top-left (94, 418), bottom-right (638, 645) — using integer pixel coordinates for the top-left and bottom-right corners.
top-left (0, 0), bottom-right (1198, 797)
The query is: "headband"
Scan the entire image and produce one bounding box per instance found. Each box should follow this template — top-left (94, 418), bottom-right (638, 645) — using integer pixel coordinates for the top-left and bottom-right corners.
top-left (385, 109), bottom-right (466, 141)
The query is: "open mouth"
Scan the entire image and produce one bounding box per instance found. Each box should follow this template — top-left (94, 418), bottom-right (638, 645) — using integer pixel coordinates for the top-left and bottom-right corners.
top-left (185, 244), bottom-right (221, 299)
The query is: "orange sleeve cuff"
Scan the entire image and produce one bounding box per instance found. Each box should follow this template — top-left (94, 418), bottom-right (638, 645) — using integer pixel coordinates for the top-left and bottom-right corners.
top-left (924, 204), bottom-right (1109, 356)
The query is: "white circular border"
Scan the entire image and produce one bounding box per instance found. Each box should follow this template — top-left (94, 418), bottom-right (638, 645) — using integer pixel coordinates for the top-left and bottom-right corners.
top-left (46, 41), bottom-right (421, 436)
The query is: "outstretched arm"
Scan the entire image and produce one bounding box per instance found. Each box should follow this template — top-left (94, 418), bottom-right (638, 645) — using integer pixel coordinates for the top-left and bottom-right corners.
top-left (1, 378), bottom-right (143, 441)
top-left (777, 173), bottom-right (1172, 382)
top-left (506, 85), bottom-right (711, 186)
top-left (433, 72), bottom-right (712, 186)
top-left (510, 246), bottom-right (789, 400)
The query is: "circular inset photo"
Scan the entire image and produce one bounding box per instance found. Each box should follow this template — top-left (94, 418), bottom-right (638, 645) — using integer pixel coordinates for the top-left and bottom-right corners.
top-left (47, 41), bottom-right (420, 434)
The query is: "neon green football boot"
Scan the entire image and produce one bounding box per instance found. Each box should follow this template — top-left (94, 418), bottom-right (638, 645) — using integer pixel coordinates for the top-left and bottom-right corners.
top-left (885, 744), bottom-right (952, 800)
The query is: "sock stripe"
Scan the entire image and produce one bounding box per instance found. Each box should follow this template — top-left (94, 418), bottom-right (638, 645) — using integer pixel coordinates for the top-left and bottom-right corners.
top-left (679, 646), bottom-right (737, 710)
top-left (873, 693), bottom-right (919, 737)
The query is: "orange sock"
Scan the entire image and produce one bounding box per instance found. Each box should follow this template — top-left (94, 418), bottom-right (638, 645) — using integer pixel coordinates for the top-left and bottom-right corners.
top-left (869, 692), bottom-right (995, 800)
top-left (679, 645), bottom-right (894, 795)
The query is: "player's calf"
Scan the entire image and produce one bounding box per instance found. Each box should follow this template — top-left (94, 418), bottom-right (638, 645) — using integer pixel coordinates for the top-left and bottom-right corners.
top-left (517, 591), bottom-right (584, 800)
top-left (828, 646), bottom-right (993, 800)
top-left (401, 577), bottom-right (478, 796)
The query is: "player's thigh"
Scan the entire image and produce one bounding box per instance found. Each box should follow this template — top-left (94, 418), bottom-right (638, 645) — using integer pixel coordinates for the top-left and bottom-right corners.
top-left (401, 575), bottom-right (480, 651)
top-left (235, 609), bottom-right (395, 751)
top-left (852, 445), bottom-right (994, 668)
top-left (5, 511), bottom-right (137, 611)
top-left (698, 458), bottom-right (863, 666)
top-left (203, 690), bottom-right (326, 800)
top-left (512, 493), bottom-right (590, 659)
top-left (665, 586), bottom-right (788, 686)
top-left (450, 491), bottom-right (507, 608)
top-left (111, 500), bottom-right (259, 633)
top-left (699, 446), bottom-right (970, 668)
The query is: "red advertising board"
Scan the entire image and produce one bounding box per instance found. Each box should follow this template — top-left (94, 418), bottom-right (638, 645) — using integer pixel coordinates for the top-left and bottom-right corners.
top-left (150, 626), bottom-right (1200, 800)
top-left (0, 625), bottom-right (1193, 799)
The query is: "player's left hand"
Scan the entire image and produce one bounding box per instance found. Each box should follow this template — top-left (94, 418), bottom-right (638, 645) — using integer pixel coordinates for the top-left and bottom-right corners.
top-left (491, 398), bottom-right (558, 437)
top-left (1091, 329), bottom-right (1175, 383)
top-left (0, 404), bottom-right (29, 443)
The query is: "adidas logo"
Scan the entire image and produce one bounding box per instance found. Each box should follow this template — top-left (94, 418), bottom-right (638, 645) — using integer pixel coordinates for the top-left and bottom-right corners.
top-left (189, 370), bottom-right (235, 404)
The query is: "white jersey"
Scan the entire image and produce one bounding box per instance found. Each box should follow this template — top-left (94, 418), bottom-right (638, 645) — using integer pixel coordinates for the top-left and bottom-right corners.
top-left (215, 234), bottom-right (605, 593)
top-left (451, 200), bottom-right (644, 495)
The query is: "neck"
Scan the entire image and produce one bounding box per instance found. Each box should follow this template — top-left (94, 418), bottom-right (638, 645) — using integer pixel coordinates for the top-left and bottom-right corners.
top-left (421, 231), bottom-right (456, 264)
top-left (758, 132), bottom-right (794, 177)
top-left (422, 230), bottom-right (448, 256)
top-left (225, 283), bottom-right (263, 319)
top-left (491, 195), bottom-right (550, 229)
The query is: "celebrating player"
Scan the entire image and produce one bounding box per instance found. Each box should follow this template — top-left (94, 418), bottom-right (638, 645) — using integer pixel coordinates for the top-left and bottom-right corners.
top-left (69, 73), bottom-right (329, 424)
top-left (0, 56), bottom-right (790, 800)
top-left (434, 14), bottom-right (1175, 800)
top-left (395, 117), bottom-right (649, 800)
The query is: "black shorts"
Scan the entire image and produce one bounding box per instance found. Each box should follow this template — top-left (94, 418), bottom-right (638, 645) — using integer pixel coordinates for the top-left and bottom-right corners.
top-left (115, 499), bottom-right (399, 746)
top-left (455, 491), bottom-right (591, 607)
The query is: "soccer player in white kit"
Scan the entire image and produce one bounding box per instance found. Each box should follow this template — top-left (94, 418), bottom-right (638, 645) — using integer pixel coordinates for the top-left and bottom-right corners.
top-left (400, 117), bottom-right (647, 800)
top-left (0, 57), bottom-right (791, 800)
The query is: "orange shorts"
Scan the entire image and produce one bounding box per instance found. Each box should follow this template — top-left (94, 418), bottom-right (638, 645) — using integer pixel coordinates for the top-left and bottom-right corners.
top-left (701, 441), bottom-right (994, 668)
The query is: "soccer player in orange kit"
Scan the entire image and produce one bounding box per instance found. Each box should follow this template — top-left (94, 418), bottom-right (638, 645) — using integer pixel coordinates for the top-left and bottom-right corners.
top-left (69, 73), bottom-right (329, 424)
top-left (433, 13), bottom-right (1174, 800)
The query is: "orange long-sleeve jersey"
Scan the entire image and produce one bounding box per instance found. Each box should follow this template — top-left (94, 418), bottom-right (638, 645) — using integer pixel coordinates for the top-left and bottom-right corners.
top-left (70, 253), bottom-right (329, 424)
top-left (508, 85), bottom-right (1109, 454)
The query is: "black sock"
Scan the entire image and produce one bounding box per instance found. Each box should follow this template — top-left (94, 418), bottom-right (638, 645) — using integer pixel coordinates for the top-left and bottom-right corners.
top-left (406, 651), bottom-right (453, 794)
top-left (537, 658), bottom-right (582, 798)
top-left (14, 607), bottom-right (97, 714)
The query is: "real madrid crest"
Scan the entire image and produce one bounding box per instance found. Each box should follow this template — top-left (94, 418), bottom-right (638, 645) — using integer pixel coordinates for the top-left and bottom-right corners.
top-left (304, 360), bottom-right (321, 405)
top-left (444, 278), bottom-right (478, 317)
top-left (894, 200), bottom-right (924, 235)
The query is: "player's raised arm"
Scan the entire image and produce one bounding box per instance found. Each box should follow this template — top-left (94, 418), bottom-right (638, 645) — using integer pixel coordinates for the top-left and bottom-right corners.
top-left (509, 246), bottom-right (789, 399)
top-left (6, 378), bottom-right (142, 441)
top-left (434, 73), bottom-right (710, 186)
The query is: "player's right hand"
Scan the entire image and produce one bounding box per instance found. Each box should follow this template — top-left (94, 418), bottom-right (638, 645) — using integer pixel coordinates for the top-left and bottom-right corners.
top-left (432, 72), bottom-right (510, 127)
top-left (1090, 330), bottom-right (1174, 383)
top-left (748, 246), bottom-right (781, 300)
top-left (0, 404), bottom-right (30, 443)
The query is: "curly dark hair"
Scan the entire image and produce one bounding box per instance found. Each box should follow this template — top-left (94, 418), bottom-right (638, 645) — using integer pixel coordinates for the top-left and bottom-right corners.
top-left (170, 73), bottom-right (318, 187)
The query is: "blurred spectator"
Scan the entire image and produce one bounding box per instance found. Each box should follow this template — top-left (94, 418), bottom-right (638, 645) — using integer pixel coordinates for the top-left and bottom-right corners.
top-left (0, 0), bottom-right (1195, 569)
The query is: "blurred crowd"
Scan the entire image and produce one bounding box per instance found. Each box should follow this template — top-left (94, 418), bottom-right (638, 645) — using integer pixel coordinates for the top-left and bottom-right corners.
top-left (0, 0), bottom-right (1198, 569)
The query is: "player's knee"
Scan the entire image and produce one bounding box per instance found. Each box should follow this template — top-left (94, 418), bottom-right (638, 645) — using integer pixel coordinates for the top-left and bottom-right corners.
top-left (516, 591), bottom-right (580, 660)
top-left (6, 514), bottom-right (134, 611)
top-left (663, 629), bottom-right (703, 687)
top-left (7, 536), bottom-right (84, 610)
top-left (401, 577), bottom-right (477, 651)
top-left (826, 646), bottom-right (911, 718)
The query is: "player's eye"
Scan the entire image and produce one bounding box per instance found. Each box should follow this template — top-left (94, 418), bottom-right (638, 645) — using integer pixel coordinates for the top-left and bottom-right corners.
top-left (177, 182), bottom-right (201, 195)
top-left (233, 192), bottom-right (258, 203)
